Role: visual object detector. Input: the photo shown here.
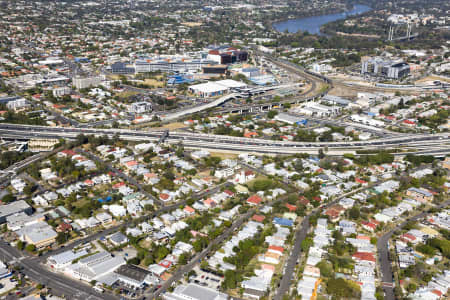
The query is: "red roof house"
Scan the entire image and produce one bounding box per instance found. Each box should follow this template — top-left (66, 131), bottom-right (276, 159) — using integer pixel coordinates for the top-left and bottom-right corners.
top-left (252, 214), bottom-right (265, 223)
top-left (247, 195), bottom-right (262, 205)
top-left (352, 252), bottom-right (376, 263)
top-left (285, 204), bottom-right (297, 212)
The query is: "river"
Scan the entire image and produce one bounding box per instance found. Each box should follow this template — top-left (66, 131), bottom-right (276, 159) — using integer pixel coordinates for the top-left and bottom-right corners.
top-left (273, 4), bottom-right (372, 35)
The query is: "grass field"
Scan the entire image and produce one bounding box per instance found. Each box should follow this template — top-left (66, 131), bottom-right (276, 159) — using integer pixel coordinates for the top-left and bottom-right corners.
top-left (116, 90), bottom-right (139, 99)
top-left (144, 78), bottom-right (165, 87)
top-left (415, 75), bottom-right (450, 84)
top-left (158, 122), bottom-right (187, 130)
top-left (208, 151), bottom-right (239, 160)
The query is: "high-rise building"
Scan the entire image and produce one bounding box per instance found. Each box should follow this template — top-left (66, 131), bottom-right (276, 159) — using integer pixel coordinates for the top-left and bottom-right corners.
top-left (72, 75), bottom-right (104, 90)
top-left (361, 57), bottom-right (410, 79)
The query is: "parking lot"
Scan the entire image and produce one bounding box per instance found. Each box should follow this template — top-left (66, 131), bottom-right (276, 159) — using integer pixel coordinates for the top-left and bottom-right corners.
top-left (0, 277), bottom-right (17, 295)
top-left (188, 266), bottom-right (224, 290)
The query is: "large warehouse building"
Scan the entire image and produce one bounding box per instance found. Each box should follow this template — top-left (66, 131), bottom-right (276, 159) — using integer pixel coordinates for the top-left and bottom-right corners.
top-left (189, 79), bottom-right (247, 98)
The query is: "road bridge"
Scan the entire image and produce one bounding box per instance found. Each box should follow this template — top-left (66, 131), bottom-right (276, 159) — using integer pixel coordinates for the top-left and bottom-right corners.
top-left (0, 124), bottom-right (448, 155)
top-left (158, 83), bottom-right (300, 122)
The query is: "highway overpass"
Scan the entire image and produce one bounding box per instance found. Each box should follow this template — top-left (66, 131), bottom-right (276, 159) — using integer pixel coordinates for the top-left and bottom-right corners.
top-left (158, 83), bottom-right (301, 122)
top-left (0, 124), bottom-right (448, 155)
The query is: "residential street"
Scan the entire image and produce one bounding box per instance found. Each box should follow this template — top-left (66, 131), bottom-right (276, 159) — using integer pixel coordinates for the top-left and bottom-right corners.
top-left (377, 199), bottom-right (450, 300)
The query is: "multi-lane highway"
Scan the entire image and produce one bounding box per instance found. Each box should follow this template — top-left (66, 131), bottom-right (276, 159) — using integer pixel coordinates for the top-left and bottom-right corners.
top-left (158, 83), bottom-right (301, 122)
top-left (0, 123), bottom-right (448, 155)
top-left (0, 240), bottom-right (113, 300)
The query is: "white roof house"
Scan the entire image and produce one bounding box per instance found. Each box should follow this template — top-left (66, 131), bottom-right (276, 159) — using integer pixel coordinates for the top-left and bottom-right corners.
top-left (108, 205), bottom-right (127, 217)
top-left (96, 212), bottom-right (113, 224)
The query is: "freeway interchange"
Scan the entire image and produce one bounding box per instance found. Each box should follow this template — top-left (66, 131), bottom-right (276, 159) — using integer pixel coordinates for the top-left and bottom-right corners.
top-left (0, 123), bottom-right (449, 155)
top-left (0, 50), bottom-right (448, 300)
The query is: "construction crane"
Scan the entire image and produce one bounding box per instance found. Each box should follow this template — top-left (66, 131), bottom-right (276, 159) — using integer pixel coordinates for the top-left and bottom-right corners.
top-left (310, 278), bottom-right (322, 300)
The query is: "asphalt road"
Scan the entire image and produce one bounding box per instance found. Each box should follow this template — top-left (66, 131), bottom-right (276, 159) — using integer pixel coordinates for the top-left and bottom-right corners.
top-left (273, 215), bottom-right (310, 300)
top-left (0, 180), bottom-right (232, 300)
top-left (377, 199), bottom-right (450, 300)
top-left (147, 207), bottom-right (257, 299)
top-left (1, 124), bottom-right (448, 155)
top-left (40, 180), bottom-right (232, 261)
top-left (273, 178), bottom-right (391, 299)
top-left (75, 148), bottom-right (162, 206)
top-left (0, 240), bottom-right (116, 300)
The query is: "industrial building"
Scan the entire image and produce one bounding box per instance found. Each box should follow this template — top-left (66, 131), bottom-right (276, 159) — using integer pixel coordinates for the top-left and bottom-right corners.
top-left (274, 113), bottom-right (308, 126)
top-left (163, 283), bottom-right (228, 300)
top-left (67, 251), bottom-right (125, 282)
top-left (17, 221), bottom-right (58, 249)
top-left (0, 200), bottom-right (33, 224)
top-left (350, 114), bottom-right (385, 127)
top-left (112, 264), bottom-right (159, 289)
top-left (250, 75), bottom-right (277, 85)
top-left (295, 102), bottom-right (341, 117)
top-left (167, 74), bottom-right (194, 85)
top-left (322, 95), bottom-right (351, 107)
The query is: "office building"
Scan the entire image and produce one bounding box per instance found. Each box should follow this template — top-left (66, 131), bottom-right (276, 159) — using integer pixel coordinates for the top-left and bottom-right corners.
top-left (134, 59), bottom-right (216, 73)
top-left (207, 48), bottom-right (248, 65)
top-left (202, 65), bottom-right (228, 75)
top-left (73, 76), bottom-right (104, 90)
top-left (6, 97), bottom-right (29, 111)
top-left (361, 57), bottom-right (410, 79)
top-left (110, 62), bottom-right (135, 74)
top-left (130, 101), bottom-right (153, 114)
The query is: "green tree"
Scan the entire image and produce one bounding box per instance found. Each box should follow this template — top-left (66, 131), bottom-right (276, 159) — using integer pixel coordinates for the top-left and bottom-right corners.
top-left (316, 261), bottom-right (333, 278)
top-left (178, 253), bottom-right (188, 265)
top-left (407, 283), bottom-right (417, 293)
top-left (327, 278), bottom-right (360, 299)
top-left (252, 179), bottom-right (274, 192)
top-left (267, 110), bottom-right (278, 119)
top-left (349, 206), bottom-right (360, 220)
top-left (16, 240), bottom-right (25, 251)
top-left (56, 232), bottom-right (70, 244)
top-left (301, 237), bottom-right (313, 252)
top-left (1, 194), bottom-right (15, 203)
top-left (25, 244), bottom-right (36, 253)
